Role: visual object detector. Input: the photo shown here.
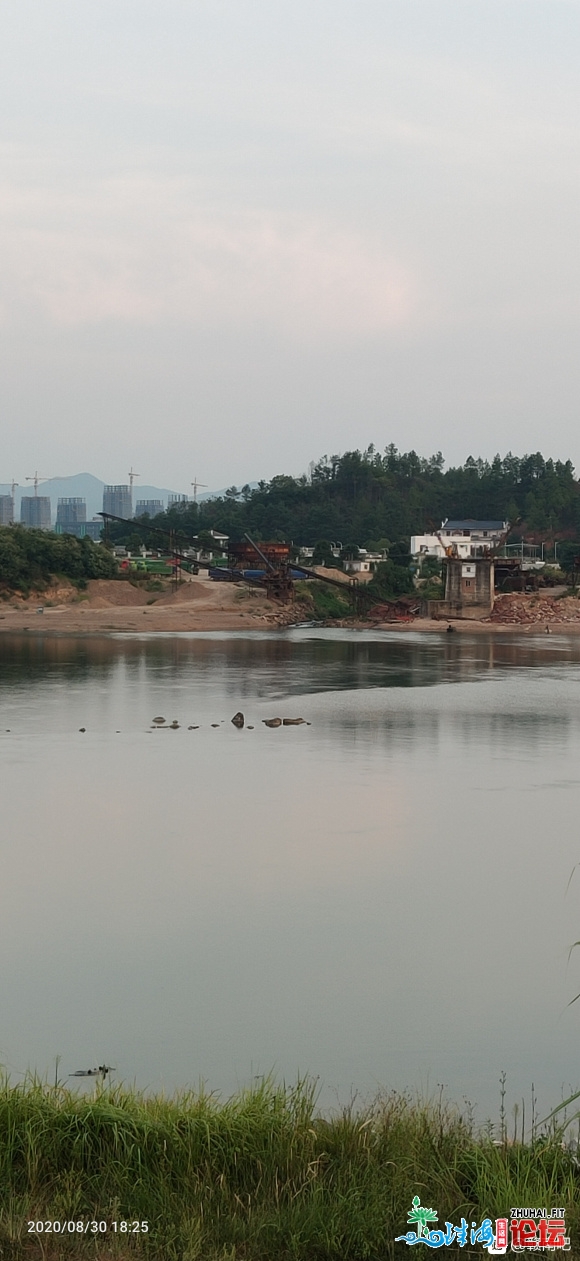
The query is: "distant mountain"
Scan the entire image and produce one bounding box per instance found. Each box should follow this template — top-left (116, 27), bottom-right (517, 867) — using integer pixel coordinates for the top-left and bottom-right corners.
top-left (0, 474), bottom-right (260, 524)
top-left (0, 474), bottom-right (193, 524)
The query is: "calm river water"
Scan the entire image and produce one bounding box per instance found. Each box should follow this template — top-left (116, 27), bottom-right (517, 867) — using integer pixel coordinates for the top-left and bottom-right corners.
top-left (2, 628), bottom-right (580, 1121)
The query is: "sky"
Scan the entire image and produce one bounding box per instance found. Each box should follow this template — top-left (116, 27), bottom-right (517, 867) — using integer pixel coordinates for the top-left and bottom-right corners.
top-left (2, 0), bottom-right (580, 493)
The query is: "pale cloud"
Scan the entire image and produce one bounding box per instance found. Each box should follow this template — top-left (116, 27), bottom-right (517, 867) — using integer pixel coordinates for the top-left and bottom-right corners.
top-left (2, 0), bottom-right (580, 483)
top-left (0, 173), bottom-right (419, 335)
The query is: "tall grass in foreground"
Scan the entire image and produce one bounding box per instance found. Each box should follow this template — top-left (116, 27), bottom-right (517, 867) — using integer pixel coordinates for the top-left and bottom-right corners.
top-left (0, 1076), bottom-right (579, 1259)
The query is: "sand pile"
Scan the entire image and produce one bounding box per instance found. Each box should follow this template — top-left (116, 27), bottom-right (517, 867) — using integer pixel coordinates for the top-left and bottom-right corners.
top-left (310, 566), bottom-right (354, 585)
top-left (151, 580), bottom-right (207, 605)
top-left (85, 580), bottom-right (149, 608)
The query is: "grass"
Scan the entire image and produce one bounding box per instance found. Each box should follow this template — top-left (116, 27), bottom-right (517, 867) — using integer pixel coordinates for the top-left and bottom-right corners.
top-left (0, 1077), bottom-right (580, 1259)
top-left (294, 581), bottom-right (352, 621)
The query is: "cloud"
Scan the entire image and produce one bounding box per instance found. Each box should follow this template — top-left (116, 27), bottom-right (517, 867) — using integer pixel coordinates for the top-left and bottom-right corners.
top-left (0, 167), bottom-right (419, 337)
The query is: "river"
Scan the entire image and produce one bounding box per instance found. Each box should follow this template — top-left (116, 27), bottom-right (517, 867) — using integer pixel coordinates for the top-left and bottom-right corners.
top-left (1, 627), bottom-right (580, 1123)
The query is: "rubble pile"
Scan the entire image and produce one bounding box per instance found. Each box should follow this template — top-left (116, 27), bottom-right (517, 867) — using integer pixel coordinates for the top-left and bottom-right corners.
top-left (489, 594), bottom-right (580, 624)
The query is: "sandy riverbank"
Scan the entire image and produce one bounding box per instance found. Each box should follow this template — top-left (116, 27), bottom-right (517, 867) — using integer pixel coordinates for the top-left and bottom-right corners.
top-left (0, 575), bottom-right (299, 634)
top-left (2, 579), bottom-right (580, 635)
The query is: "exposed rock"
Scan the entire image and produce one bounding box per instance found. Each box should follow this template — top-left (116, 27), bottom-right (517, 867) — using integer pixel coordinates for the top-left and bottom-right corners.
top-left (247, 725), bottom-right (254, 729)
top-left (282, 718), bottom-right (305, 725)
top-left (79, 728), bottom-right (86, 733)
top-left (231, 712), bottom-right (245, 728)
top-left (169, 720), bottom-right (180, 729)
top-left (263, 718), bottom-right (282, 728)
top-left (211, 723), bottom-right (220, 728)
top-left (152, 716), bottom-right (166, 725)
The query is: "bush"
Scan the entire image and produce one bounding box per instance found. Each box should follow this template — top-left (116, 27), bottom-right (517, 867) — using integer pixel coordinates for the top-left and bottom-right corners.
top-left (0, 527), bottom-right (118, 593)
top-left (367, 559), bottom-right (414, 601)
top-left (295, 580), bottom-right (352, 620)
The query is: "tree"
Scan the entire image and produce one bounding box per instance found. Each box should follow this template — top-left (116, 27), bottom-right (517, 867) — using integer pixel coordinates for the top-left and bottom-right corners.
top-left (312, 539), bottom-right (335, 566)
top-left (368, 560), bottom-right (414, 599)
top-left (556, 541), bottom-right (580, 580)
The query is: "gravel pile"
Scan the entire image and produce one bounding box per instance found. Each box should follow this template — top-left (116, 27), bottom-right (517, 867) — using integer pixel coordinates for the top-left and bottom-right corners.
top-left (489, 594), bottom-right (580, 624)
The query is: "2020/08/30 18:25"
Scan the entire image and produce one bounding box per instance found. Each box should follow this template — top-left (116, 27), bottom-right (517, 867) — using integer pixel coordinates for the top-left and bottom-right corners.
top-left (27, 1221), bottom-right (149, 1234)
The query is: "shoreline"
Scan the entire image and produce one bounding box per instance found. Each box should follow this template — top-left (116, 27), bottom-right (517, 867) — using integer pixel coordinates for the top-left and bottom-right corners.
top-left (2, 577), bottom-right (580, 636)
top-left (1, 611), bottom-right (580, 637)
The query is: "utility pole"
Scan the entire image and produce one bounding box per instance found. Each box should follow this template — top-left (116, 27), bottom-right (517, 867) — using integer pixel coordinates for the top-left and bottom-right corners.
top-left (191, 476), bottom-right (207, 504)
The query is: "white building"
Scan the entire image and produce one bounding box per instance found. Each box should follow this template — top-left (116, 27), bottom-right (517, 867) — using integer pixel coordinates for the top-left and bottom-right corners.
top-left (411, 519), bottom-right (508, 560)
top-left (440, 519), bottom-right (508, 550)
top-left (410, 534), bottom-right (472, 560)
top-left (344, 549), bottom-right (387, 574)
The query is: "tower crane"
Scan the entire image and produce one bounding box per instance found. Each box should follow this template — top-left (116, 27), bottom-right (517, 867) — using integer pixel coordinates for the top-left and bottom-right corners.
top-left (25, 472), bottom-right (50, 495)
top-left (191, 476), bottom-right (207, 503)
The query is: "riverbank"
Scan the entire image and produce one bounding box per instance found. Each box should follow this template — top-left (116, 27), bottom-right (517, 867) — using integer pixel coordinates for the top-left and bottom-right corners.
top-left (2, 578), bottom-right (580, 635)
top-left (0, 575), bottom-right (303, 634)
top-left (0, 1077), bottom-right (578, 1260)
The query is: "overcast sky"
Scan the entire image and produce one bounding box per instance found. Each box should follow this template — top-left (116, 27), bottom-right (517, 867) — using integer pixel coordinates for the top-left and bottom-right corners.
top-left (2, 0), bottom-right (580, 492)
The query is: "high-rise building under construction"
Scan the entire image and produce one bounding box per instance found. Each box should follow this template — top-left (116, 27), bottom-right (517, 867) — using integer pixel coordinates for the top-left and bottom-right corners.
top-left (0, 495), bottom-right (14, 525)
top-left (103, 485), bottom-right (132, 519)
top-left (135, 499), bottom-right (163, 517)
top-left (55, 498), bottom-right (87, 536)
top-left (20, 496), bottom-right (51, 529)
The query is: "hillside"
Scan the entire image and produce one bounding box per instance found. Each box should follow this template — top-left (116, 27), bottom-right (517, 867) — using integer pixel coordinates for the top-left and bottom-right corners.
top-left (106, 446), bottom-right (580, 550)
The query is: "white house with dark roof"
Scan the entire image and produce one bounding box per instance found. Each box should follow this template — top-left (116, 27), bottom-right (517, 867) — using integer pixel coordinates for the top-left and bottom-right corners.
top-left (411, 519), bottom-right (509, 561)
top-left (440, 519), bottom-right (508, 548)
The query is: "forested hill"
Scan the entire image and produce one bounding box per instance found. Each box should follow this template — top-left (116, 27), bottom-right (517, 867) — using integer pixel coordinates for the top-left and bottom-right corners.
top-left (129, 447), bottom-right (580, 548)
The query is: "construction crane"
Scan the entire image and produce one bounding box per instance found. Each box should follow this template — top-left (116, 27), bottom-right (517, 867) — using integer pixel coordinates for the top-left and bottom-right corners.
top-left (191, 477), bottom-right (207, 503)
top-left (25, 471), bottom-right (50, 495)
top-left (10, 479), bottom-right (18, 498)
top-left (99, 513), bottom-right (409, 613)
top-left (128, 467), bottom-right (140, 512)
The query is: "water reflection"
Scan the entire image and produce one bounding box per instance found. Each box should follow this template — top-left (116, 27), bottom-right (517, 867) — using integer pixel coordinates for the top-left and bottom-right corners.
top-left (2, 628), bottom-right (580, 698)
top-left (1, 629), bottom-right (580, 1120)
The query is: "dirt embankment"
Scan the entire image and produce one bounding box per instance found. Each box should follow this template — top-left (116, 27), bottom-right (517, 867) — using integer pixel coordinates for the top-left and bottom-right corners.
top-left (2, 579), bottom-right (580, 635)
top-left (0, 575), bottom-right (310, 633)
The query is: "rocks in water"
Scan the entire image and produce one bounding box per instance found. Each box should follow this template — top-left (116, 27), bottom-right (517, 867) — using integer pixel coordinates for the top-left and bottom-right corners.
top-left (188, 725), bottom-right (200, 730)
top-left (282, 718), bottom-right (305, 726)
top-left (169, 720), bottom-right (180, 729)
top-left (247, 725), bottom-right (254, 730)
top-left (152, 716), bottom-right (166, 725)
top-left (211, 723), bottom-right (220, 728)
top-left (231, 712), bottom-right (244, 728)
top-left (79, 728), bottom-right (86, 733)
top-left (263, 718), bottom-right (282, 728)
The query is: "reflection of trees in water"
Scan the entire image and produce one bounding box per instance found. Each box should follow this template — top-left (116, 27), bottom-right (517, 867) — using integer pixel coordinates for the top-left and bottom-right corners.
top-left (2, 632), bottom-right (580, 704)
top-left (0, 635), bottom-right (121, 687)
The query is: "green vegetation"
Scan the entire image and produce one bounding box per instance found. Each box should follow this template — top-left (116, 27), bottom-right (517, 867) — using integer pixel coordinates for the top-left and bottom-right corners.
top-left (0, 526), bottom-right (117, 594)
top-left (296, 580), bottom-right (352, 620)
top-left (367, 562), bottom-right (415, 603)
top-left (106, 447), bottom-right (580, 554)
top-left (0, 1077), bottom-right (578, 1259)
